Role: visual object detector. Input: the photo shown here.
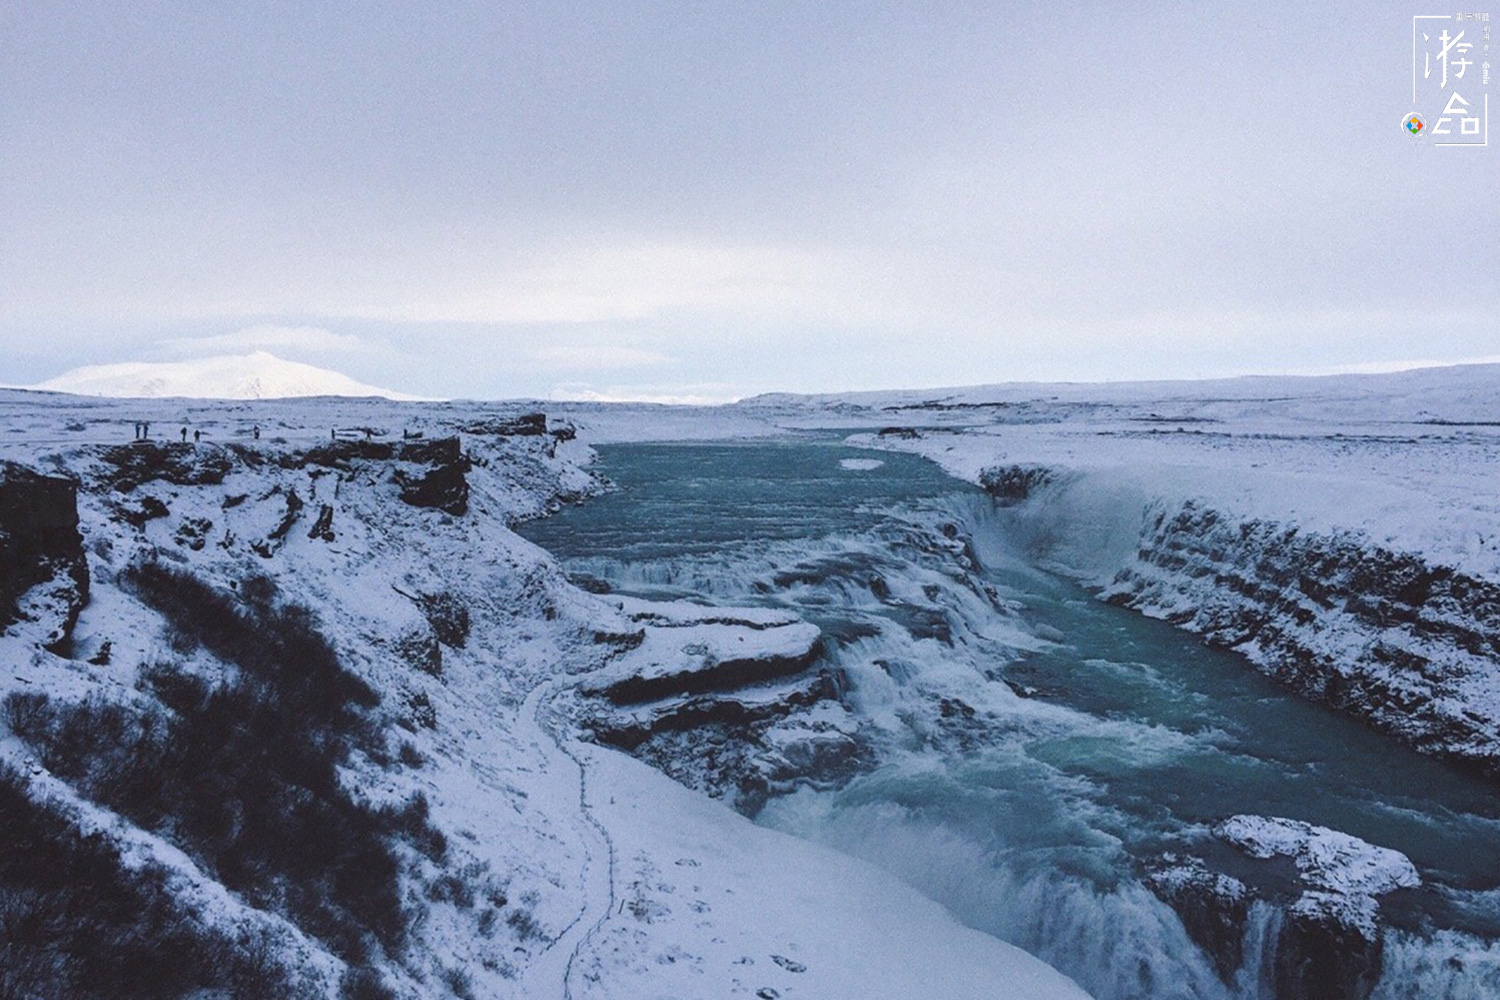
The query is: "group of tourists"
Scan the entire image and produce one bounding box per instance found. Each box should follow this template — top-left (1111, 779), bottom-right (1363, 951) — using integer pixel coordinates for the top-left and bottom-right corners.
top-left (130, 422), bottom-right (261, 442)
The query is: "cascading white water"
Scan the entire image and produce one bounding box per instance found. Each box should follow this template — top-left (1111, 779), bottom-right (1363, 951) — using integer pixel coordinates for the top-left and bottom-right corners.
top-left (518, 439), bottom-right (1500, 1000)
top-left (1372, 929), bottom-right (1500, 1000)
top-left (761, 790), bottom-right (1236, 1000)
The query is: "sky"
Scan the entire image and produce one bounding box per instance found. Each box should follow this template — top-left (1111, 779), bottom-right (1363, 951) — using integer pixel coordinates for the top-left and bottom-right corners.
top-left (1, 1), bottom-right (1495, 402)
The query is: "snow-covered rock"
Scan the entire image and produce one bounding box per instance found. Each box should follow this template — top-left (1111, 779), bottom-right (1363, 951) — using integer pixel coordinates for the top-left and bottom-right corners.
top-left (1144, 817), bottom-right (1422, 1000)
top-left (574, 597), bottom-right (859, 815)
top-left (1216, 815), bottom-right (1420, 938)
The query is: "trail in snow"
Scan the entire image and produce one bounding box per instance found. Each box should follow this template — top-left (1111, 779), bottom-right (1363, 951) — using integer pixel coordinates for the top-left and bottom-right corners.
top-left (513, 675), bottom-right (616, 1000)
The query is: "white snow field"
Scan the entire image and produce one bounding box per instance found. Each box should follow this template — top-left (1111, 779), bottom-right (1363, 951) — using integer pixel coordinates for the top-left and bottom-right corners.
top-left (2, 361), bottom-right (1498, 999)
top-left (0, 387), bottom-right (1089, 1000)
top-left (27, 351), bottom-right (427, 401)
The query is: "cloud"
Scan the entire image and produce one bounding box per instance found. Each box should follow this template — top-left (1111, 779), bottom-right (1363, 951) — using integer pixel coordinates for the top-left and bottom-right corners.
top-left (1266, 355), bottom-right (1500, 377)
top-left (526, 344), bottom-right (675, 370)
top-left (549, 382), bottom-right (746, 406)
top-left (159, 325), bottom-right (366, 357)
top-left (312, 241), bottom-right (906, 330)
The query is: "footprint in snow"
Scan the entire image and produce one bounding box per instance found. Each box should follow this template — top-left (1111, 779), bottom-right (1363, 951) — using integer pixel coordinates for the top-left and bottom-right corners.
top-left (771, 955), bottom-right (807, 973)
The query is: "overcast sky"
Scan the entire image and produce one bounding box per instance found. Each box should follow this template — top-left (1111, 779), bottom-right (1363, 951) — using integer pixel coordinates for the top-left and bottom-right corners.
top-left (2, 1), bottom-right (1495, 401)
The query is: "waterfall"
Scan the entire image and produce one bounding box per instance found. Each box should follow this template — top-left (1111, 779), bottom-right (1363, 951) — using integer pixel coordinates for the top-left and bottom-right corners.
top-left (525, 441), bottom-right (1500, 1000)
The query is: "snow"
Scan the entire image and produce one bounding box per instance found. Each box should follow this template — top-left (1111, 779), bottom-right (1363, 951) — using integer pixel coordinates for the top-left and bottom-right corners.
top-left (840, 457), bottom-right (885, 470)
top-left (570, 743), bottom-right (1091, 1000)
top-left (0, 388), bottom-right (1094, 999)
top-left (592, 596), bottom-right (822, 694)
top-left (1216, 815), bottom-right (1420, 937)
top-left (1217, 815), bottom-right (1420, 899)
top-left (28, 351), bottom-right (429, 401)
top-left (800, 365), bottom-right (1500, 582)
top-left (5, 361), bottom-right (1498, 998)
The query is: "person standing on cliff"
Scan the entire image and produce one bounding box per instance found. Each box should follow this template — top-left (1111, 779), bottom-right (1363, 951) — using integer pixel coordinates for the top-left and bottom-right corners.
top-left (180, 426), bottom-right (188, 442)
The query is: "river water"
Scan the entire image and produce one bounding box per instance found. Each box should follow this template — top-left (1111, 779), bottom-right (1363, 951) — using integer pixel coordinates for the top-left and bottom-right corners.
top-left (516, 438), bottom-right (1500, 1000)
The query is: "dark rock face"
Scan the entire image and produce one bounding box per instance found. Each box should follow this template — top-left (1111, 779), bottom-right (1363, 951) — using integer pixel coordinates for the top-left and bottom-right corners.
top-left (590, 669), bottom-right (861, 816)
top-left (1100, 500), bottom-right (1500, 776)
top-left (1145, 858), bottom-right (1249, 981)
top-left (978, 464), bottom-right (1055, 503)
top-left (250, 488), bottom-right (304, 558)
top-left (1144, 813), bottom-right (1417, 1000)
top-left (1274, 909), bottom-right (1383, 1000)
top-left (267, 489), bottom-right (305, 541)
top-left (594, 670), bottom-right (844, 750)
top-left (307, 504), bottom-right (335, 542)
top-left (394, 439), bottom-right (470, 516)
top-left (173, 516), bottom-right (213, 551)
top-left (461, 413), bottom-right (548, 437)
top-left (98, 443), bottom-right (232, 492)
top-left (287, 437), bottom-right (472, 516)
top-left (115, 495), bottom-right (170, 528)
top-left (290, 439), bottom-right (402, 469)
top-left (0, 462), bottom-right (89, 645)
top-left (1146, 856), bottom-right (1387, 1000)
top-left (599, 642), bottom-right (825, 706)
top-left (397, 460), bottom-right (469, 516)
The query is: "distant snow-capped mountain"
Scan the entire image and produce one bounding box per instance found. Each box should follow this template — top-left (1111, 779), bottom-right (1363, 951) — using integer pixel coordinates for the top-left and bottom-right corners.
top-left (31, 351), bottom-right (428, 400)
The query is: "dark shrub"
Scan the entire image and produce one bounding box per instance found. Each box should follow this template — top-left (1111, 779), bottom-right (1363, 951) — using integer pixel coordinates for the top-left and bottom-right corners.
top-left (397, 741), bottom-right (426, 768)
top-left (417, 590), bottom-right (471, 648)
top-left (0, 763), bottom-right (310, 1000)
top-left (13, 564), bottom-right (448, 967)
top-left (2, 690), bottom-right (50, 743)
top-left (340, 965), bottom-right (398, 1000)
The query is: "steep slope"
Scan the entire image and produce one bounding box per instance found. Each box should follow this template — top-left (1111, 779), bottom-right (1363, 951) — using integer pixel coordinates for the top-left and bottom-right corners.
top-left (0, 394), bottom-right (1092, 1000)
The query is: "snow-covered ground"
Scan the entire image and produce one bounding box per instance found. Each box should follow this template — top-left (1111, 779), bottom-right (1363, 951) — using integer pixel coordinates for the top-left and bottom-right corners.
top-left (0, 387), bottom-right (1089, 999)
top-left (4, 361), bottom-right (1499, 999)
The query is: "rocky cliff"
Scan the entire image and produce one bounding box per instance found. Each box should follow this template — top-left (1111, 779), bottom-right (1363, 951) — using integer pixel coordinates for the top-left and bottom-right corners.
top-left (1098, 499), bottom-right (1500, 779)
top-left (985, 465), bottom-right (1500, 780)
top-left (0, 461), bottom-right (89, 649)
